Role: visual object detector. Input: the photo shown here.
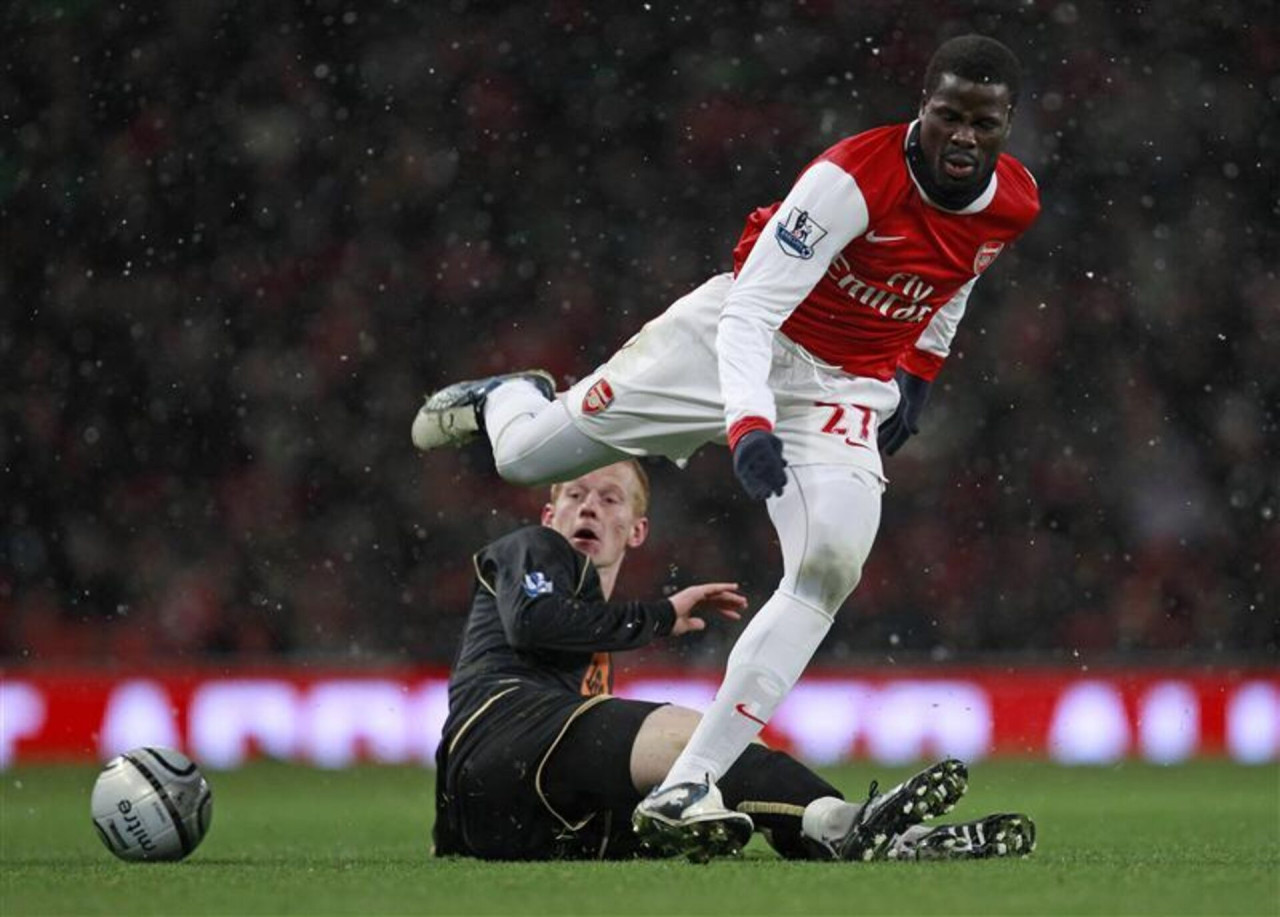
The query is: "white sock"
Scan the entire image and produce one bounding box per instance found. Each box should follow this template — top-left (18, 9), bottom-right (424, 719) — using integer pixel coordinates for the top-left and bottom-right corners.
top-left (658, 589), bottom-right (833, 789)
top-left (801, 796), bottom-right (861, 848)
top-left (483, 387), bottom-right (626, 487)
top-left (483, 379), bottom-right (551, 449)
top-left (886, 823), bottom-right (932, 858)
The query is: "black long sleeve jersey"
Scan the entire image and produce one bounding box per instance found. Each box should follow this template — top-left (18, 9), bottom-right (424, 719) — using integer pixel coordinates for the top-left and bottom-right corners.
top-left (440, 525), bottom-right (676, 741)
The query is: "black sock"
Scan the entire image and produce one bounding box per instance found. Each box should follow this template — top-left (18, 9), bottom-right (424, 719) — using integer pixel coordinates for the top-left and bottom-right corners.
top-left (718, 744), bottom-right (842, 859)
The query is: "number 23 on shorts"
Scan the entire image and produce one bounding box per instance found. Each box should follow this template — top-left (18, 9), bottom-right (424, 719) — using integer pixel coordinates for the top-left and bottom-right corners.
top-left (815, 401), bottom-right (873, 449)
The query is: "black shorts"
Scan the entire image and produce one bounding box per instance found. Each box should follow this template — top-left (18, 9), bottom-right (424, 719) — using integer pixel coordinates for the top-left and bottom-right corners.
top-left (434, 686), bottom-right (664, 860)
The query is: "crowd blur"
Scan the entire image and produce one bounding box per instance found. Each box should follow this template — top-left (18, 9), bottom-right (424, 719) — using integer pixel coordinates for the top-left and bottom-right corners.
top-left (3, 0), bottom-right (1275, 668)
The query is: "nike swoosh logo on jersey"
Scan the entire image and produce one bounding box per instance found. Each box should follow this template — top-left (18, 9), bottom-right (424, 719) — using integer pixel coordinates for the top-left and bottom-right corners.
top-left (865, 230), bottom-right (906, 243)
top-left (734, 702), bottom-right (767, 727)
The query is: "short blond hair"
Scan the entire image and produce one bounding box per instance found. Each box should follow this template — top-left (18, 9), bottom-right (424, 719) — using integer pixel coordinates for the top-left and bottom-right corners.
top-left (548, 460), bottom-right (650, 516)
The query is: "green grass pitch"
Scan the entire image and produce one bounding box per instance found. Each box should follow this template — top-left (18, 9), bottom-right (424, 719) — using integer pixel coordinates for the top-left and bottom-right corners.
top-left (3, 760), bottom-right (1277, 916)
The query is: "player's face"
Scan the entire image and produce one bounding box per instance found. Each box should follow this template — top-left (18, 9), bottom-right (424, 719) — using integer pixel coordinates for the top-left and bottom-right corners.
top-left (541, 465), bottom-right (648, 571)
top-left (918, 73), bottom-right (1013, 193)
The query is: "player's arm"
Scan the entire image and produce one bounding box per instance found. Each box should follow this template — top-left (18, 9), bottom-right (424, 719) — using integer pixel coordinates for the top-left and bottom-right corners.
top-left (900, 277), bottom-right (974, 382)
top-left (881, 159), bottom-right (1040, 457)
top-left (879, 279), bottom-right (975, 455)
top-left (477, 529), bottom-right (676, 653)
top-left (718, 161), bottom-right (869, 496)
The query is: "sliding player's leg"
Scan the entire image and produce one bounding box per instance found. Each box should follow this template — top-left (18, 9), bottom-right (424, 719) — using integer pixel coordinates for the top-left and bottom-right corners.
top-left (627, 704), bottom-right (846, 860)
top-left (804, 759), bottom-right (969, 861)
top-left (558, 702), bottom-right (753, 861)
top-left (546, 701), bottom-right (842, 862)
top-left (621, 705), bottom-right (970, 862)
top-left (888, 813), bottom-right (1037, 860)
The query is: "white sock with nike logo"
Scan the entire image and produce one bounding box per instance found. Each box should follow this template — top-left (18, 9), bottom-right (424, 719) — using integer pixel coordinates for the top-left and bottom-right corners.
top-left (657, 590), bottom-right (833, 791)
top-left (802, 796), bottom-right (862, 849)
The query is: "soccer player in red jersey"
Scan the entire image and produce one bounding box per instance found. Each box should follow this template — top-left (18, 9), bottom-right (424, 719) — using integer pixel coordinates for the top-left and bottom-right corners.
top-left (413, 34), bottom-right (1039, 858)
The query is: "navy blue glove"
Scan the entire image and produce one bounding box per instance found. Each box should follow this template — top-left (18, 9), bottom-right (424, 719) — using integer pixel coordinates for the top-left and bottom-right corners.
top-left (878, 369), bottom-right (932, 456)
top-left (732, 429), bottom-right (788, 500)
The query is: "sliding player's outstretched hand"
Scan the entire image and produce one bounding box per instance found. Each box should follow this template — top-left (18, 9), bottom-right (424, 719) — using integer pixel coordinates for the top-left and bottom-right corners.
top-left (667, 583), bottom-right (747, 636)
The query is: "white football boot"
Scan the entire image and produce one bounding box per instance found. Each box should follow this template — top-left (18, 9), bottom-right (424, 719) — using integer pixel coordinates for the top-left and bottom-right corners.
top-left (632, 780), bottom-right (754, 864)
top-left (411, 369), bottom-right (555, 451)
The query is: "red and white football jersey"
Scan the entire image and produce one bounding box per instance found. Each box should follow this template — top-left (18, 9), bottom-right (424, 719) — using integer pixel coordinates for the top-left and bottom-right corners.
top-left (718, 121), bottom-right (1039, 436)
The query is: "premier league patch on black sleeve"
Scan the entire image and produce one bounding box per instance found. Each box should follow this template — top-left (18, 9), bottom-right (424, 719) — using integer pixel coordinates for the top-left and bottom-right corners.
top-left (522, 571), bottom-right (555, 598)
top-left (775, 207), bottom-right (828, 259)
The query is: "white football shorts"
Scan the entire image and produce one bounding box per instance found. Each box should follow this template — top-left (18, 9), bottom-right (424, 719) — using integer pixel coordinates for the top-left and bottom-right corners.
top-left (564, 273), bottom-right (897, 482)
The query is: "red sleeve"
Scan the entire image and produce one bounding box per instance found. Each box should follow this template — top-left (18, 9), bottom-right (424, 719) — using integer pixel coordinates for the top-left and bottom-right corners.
top-left (727, 416), bottom-right (774, 449)
top-left (898, 348), bottom-right (946, 381)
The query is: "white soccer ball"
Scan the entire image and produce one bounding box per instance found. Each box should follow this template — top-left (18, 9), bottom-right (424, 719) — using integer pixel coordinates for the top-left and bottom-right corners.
top-left (90, 746), bottom-right (213, 862)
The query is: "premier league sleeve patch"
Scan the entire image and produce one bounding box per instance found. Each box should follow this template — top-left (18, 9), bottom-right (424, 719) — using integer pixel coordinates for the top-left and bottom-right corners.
top-left (775, 207), bottom-right (829, 259)
top-left (522, 571), bottom-right (555, 598)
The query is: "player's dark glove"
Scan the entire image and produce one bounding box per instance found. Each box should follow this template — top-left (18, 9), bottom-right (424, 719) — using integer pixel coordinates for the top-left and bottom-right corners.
top-left (732, 429), bottom-right (788, 500)
top-left (878, 368), bottom-right (932, 456)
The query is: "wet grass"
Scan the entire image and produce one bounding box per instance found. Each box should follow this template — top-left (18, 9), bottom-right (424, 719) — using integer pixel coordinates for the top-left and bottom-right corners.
top-left (3, 760), bottom-right (1277, 915)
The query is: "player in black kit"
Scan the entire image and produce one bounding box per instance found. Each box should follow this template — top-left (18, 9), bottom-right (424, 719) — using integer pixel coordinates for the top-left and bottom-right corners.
top-left (432, 460), bottom-right (1034, 862)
